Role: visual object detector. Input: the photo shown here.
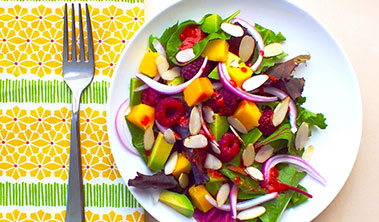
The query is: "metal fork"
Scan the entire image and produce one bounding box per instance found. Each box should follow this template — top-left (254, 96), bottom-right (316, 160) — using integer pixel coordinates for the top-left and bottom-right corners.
top-left (63, 3), bottom-right (94, 222)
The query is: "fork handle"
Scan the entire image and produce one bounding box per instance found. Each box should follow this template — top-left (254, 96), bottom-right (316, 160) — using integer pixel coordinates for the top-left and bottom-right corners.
top-left (66, 108), bottom-right (85, 222)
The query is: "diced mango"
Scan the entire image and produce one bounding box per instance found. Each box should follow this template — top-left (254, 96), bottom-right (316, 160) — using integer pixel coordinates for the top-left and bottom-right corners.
top-left (138, 52), bottom-right (159, 77)
top-left (183, 77), bottom-right (214, 107)
top-left (126, 104), bottom-right (155, 130)
top-left (232, 100), bottom-right (261, 131)
top-left (201, 39), bottom-right (229, 62)
top-left (188, 185), bottom-right (214, 213)
top-left (172, 153), bottom-right (191, 177)
top-left (228, 62), bottom-right (253, 87)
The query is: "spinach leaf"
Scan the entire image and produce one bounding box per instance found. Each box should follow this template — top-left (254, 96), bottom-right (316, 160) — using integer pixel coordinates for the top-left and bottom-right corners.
top-left (288, 184), bottom-right (309, 207)
top-left (259, 165), bottom-right (306, 222)
top-left (260, 123), bottom-right (292, 148)
top-left (256, 52), bottom-right (288, 74)
top-left (160, 22), bottom-right (179, 47)
top-left (166, 20), bottom-right (198, 64)
top-left (148, 35), bottom-right (158, 52)
top-left (254, 23), bottom-right (288, 73)
top-left (125, 119), bottom-right (148, 163)
top-left (192, 31), bottom-right (230, 59)
top-left (255, 23), bottom-right (286, 45)
top-left (220, 166), bottom-right (267, 195)
top-left (199, 14), bottom-right (222, 34)
top-left (223, 10), bottom-right (240, 23)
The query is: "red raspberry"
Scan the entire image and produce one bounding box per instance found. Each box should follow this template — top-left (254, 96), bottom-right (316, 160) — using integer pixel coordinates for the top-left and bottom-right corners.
top-left (218, 133), bottom-right (240, 162)
top-left (180, 57), bottom-right (217, 80)
top-left (155, 97), bottom-right (185, 127)
top-left (205, 88), bottom-right (239, 116)
top-left (258, 109), bottom-right (279, 136)
top-left (141, 88), bottom-right (164, 107)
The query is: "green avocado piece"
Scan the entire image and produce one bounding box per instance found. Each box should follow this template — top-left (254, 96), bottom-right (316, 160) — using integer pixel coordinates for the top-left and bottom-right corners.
top-left (129, 78), bottom-right (144, 107)
top-left (205, 181), bottom-right (222, 197)
top-left (167, 76), bottom-right (185, 86)
top-left (209, 114), bottom-right (229, 142)
top-left (148, 132), bottom-right (174, 172)
top-left (159, 190), bottom-right (194, 218)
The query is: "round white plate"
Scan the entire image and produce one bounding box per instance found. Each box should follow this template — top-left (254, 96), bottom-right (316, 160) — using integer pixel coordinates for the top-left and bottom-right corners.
top-left (106, 0), bottom-right (362, 221)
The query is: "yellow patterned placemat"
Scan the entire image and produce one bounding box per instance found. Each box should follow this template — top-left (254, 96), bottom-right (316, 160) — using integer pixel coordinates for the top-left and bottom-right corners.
top-left (0, 1), bottom-right (145, 221)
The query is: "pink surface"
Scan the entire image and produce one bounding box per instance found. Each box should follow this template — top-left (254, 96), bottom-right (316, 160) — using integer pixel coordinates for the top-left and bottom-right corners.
top-left (144, 0), bottom-right (379, 221)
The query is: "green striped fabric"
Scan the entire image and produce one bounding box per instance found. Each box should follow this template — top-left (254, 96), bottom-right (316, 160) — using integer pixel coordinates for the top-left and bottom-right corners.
top-left (0, 79), bottom-right (110, 104)
top-left (0, 182), bottom-right (140, 208)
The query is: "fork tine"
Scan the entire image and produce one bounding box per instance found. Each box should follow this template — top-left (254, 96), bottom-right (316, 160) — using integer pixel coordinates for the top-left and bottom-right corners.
top-left (78, 4), bottom-right (85, 62)
top-left (63, 3), bottom-right (69, 63)
top-left (71, 4), bottom-right (77, 62)
top-left (85, 3), bottom-right (94, 63)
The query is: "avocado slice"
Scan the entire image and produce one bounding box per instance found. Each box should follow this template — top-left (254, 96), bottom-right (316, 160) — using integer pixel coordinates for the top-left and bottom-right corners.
top-left (148, 132), bottom-right (174, 172)
top-left (209, 114), bottom-right (229, 142)
top-left (159, 190), bottom-right (194, 217)
top-left (167, 76), bottom-right (185, 86)
top-left (129, 78), bottom-right (144, 107)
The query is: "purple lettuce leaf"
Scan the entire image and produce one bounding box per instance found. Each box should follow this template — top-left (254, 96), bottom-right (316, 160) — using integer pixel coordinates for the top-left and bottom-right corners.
top-left (194, 208), bottom-right (236, 222)
top-left (270, 78), bottom-right (305, 100)
top-left (186, 149), bottom-right (210, 186)
top-left (266, 55), bottom-right (310, 79)
top-left (128, 172), bottom-right (178, 189)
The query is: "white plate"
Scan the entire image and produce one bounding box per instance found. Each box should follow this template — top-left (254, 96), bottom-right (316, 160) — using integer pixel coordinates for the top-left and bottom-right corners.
top-left (106, 0), bottom-right (362, 221)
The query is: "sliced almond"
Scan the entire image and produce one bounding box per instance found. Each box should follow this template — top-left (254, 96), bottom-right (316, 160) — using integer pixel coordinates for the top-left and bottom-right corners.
top-left (229, 125), bottom-right (245, 145)
top-left (204, 153), bottom-right (222, 170)
top-left (245, 166), bottom-right (264, 181)
top-left (163, 128), bottom-right (176, 144)
top-left (242, 143), bottom-right (256, 167)
top-left (237, 206), bottom-right (266, 220)
top-left (229, 58), bottom-right (240, 68)
top-left (264, 42), bottom-right (283, 57)
top-left (143, 125), bottom-right (155, 151)
top-left (239, 35), bottom-right (256, 62)
top-left (221, 22), bottom-right (244, 37)
top-left (272, 97), bottom-right (290, 127)
top-left (161, 67), bottom-right (180, 81)
top-left (189, 106), bottom-right (201, 135)
top-left (183, 134), bottom-right (208, 148)
top-left (242, 74), bottom-right (269, 91)
top-left (295, 122), bottom-right (310, 150)
top-left (227, 116), bottom-right (248, 134)
top-left (255, 145), bottom-right (274, 163)
top-left (210, 142), bottom-right (221, 154)
top-left (156, 55), bottom-right (169, 75)
top-left (203, 106), bottom-right (215, 124)
top-left (216, 183), bottom-right (230, 206)
top-left (175, 48), bottom-right (195, 63)
top-left (302, 145), bottom-right (314, 162)
top-left (178, 173), bottom-right (189, 188)
top-left (164, 151), bottom-right (178, 175)
top-left (227, 164), bottom-right (247, 175)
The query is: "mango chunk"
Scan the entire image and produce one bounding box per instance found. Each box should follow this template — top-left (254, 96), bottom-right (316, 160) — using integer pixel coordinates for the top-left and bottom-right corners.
top-left (183, 77), bottom-right (214, 107)
top-left (139, 51), bottom-right (159, 77)
top-left (172, 153), bottom-right (191, 177)
top-left (232, 100), bottom-right (261, 131)
top-left (126, 104), bottom-right (155, 130)
top-left (202, 39), bottom-right (229, 62)
top-left (188, 185), bottom-right (214, 213)
top-left (228, 63), bottom-right (253, 87)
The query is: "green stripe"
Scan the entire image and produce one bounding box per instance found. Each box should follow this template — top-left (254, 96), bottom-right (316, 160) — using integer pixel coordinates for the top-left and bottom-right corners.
top-left (0, 79), bottom-right (110, 104)
top-left (0, 182), bottom-right (138, 207)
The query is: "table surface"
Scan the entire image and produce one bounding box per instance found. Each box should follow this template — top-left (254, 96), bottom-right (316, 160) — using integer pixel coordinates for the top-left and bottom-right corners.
top-left (144, 0), bottom-right (379, 221)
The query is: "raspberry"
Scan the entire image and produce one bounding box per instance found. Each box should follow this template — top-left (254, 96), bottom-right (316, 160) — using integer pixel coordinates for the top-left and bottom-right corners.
top-left (205, 88), bottom-right (239, 116)
top-left (218, 133), bottom-right (240, 162)
top-left (141, 88), bottom-right (164, 107)
top-left (155, 97), bottom-right (186, 127)
top-left (258, 109), bottom-right (279, 136)
top-left (180, 57), bottom-right (217, 80)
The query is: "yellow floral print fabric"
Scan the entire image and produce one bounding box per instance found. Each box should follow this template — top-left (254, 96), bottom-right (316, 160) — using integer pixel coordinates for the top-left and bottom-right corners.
top-left (0, 1), bottom-right (145, 220)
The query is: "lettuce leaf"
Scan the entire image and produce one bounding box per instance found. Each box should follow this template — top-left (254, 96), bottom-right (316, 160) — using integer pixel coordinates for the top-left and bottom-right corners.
top-left (128, 172), bottom-right (178, 190)
top-left (296, 97), bottom-right (328, 129)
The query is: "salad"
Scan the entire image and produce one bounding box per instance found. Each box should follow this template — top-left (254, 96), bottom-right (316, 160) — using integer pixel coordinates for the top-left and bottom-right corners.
top-left (115, 11), bottom-right (328, 222)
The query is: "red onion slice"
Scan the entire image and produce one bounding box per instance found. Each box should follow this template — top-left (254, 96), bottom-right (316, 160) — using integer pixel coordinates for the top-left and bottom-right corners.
top-left (218, 63), bottom-right (277, 102)
top-left (205, 192), bottom-right (279, 212)
top-left (231, 18), bottom-right (265, 72)
top-left (263, 87), bottom-right (297, 133)
top-left (115, 99), bottom-right (139, 156)
top-left (134, 75), bottom-right (161, 92)
top-left (136, 57), bottom-right (208, 95)
top-left (230, 184), bottom-right (238, 219)
top-left (261, 154), bottom-right (327, 186)
top-left (152, 38), bottom-right (167, 58)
